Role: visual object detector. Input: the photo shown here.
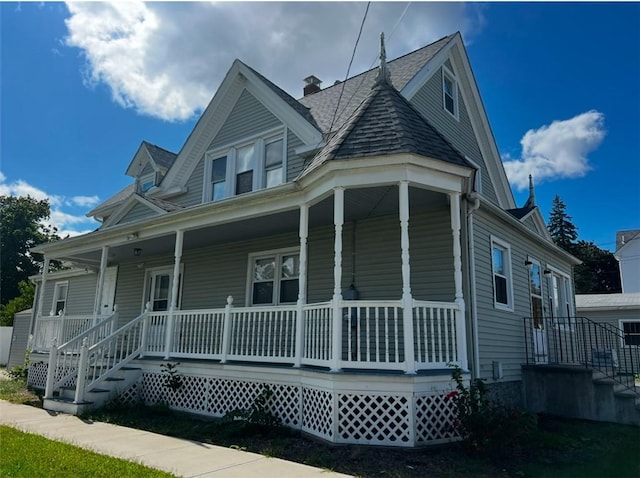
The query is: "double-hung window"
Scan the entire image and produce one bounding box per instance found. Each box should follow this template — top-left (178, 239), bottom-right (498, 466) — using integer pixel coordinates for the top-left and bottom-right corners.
top-left (52, 281), bottom-right (68, 315)
top-left (442, 67), bottom-right (458, 118)
top-left (491, 237), bottom-right (513, 310)
top-left (204, 130), bottom-right (286, 202)
top-left (549, 268), bottom-right (573, 326)
top-left (248, 249), bottom-right (299, 305)
top-left (621, 321), bottom-right (640, 346)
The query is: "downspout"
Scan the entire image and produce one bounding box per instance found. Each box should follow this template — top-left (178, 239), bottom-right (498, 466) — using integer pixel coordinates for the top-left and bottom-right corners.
top-left (466, 192), bottom-right (481, 379)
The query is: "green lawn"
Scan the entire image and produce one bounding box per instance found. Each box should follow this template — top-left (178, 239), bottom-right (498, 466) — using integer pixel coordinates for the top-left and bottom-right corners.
top-left (0, 426), bottom-right (176, 478)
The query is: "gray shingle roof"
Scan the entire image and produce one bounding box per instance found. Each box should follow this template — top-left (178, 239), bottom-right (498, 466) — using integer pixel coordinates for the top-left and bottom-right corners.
top-left (142, 141), bottom-right (177, 169)
top-left (507, 206), bottom-right (536, 220)
top-left (300, 70), bottom-right (469, 177)
top-left (144, 195), bottom-right (183, 212)
top-left (298, 35), bottom-right (454, 133)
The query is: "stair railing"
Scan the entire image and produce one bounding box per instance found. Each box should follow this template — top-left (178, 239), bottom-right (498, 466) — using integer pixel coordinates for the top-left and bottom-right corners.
top-left (44, 308), bottom-right (119, 399)
top-left (523, 315), bottom-right (639, 393)
top-left (73, 306), bottom-right (150, 403)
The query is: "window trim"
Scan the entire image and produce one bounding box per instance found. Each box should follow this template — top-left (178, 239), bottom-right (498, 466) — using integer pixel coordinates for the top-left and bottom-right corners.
top-left (51, 281), bottom-right (69, 316)
top-left (442, 66), bottom-right (459, 120)
top-left (490, 236), bottom-right (513, 311)
top-left (545, 265), bottom-right (574, 328)
top-left (203, 127), bottom-right (286, 203)
top-left (141, 265), bottom-right (184, 313)
top-left (619, 319), bottom-right (640, 347)
top-left (245, 246), bottom-right (300, 307)
top-left (527, 256), bottom-right (544, 327)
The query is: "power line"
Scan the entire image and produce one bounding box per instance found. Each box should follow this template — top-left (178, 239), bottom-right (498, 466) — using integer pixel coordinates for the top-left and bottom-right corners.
top-left (328, 2), bottom-right (371, 135)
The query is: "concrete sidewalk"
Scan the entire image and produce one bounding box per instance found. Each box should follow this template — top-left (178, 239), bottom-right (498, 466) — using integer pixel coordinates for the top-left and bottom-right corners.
top-left (0, 401), bottom-right (352, 478)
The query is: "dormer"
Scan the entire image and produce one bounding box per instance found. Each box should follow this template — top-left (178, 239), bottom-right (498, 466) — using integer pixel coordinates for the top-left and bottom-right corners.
top-left (125, 141), bottom-right (177, 194)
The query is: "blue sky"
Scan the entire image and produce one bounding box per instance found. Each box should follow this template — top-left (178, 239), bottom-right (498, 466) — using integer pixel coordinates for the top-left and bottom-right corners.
top-left (1, 2), bottom-right (639, 251)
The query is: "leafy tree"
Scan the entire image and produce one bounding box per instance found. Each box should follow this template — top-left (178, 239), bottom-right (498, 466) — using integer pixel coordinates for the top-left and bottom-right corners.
top-left (0, 195), bottom-right (59, 307)
top-left (569, 240), bottom-right (621, 294)
top-left (548, 195), bottom-right (578, 249)
top-left (0, 280), bottom-right (35, 326)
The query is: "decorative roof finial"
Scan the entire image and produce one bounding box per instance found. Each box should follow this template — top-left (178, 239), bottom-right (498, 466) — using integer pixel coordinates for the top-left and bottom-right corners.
top-left (375, 32), bottom-right (391, 86)
top-left (525, 174), bottom-right (536, 208)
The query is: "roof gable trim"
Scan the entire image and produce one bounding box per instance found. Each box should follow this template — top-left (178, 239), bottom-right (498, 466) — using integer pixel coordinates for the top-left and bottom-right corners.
top-left (102, 194), bottom-right (167, 228)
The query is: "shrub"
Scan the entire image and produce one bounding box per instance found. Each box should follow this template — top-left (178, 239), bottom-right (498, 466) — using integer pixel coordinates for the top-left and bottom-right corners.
top-left (225, 385), bottom-right (281, 428)
top-left (447, 365), bottom-right (537, 454)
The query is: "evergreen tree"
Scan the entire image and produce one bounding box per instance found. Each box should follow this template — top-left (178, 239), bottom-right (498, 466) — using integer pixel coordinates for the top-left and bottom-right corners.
top-left (547, 195), bottom-right (578, 249)
top-left (570, 240), bottom-right (622, 294)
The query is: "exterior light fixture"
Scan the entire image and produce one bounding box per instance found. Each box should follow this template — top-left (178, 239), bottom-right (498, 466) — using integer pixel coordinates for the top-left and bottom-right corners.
top-left (524, 260), bottom-right (533, 267)
top-left (127, 232), bottom-right (139, 240)
top-left (133, 248), bottom-right (142, 257)
top-left (543, 269), bottom-right (552, 276)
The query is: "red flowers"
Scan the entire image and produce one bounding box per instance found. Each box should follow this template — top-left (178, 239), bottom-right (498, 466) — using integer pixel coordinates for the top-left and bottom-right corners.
top-left (445, 390), bottom-right (459, 401)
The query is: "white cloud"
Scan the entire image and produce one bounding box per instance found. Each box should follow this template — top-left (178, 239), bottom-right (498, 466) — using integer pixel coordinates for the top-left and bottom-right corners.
top-left (0, 173), bottom-right (100, 237)
top-left (63, 2), bottom-right (486, 121)
top-left (71, 195), bottom-right (100, 207)
top-left (503, 111), bottom-right (606, 191)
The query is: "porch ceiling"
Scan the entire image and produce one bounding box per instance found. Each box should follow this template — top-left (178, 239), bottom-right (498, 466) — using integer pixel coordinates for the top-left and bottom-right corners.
top-left (65, 186), bottom-right (447, 266)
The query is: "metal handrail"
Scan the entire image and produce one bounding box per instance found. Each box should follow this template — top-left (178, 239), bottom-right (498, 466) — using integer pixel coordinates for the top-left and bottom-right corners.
top-left (523, 315), bottom-right (638, 393)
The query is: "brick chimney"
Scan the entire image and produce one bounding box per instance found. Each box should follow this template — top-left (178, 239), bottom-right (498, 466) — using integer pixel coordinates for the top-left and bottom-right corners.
top-left (303, 75), bottom-right (322, 96)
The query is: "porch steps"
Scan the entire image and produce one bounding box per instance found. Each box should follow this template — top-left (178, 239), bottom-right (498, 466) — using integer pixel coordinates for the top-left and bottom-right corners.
top-left (43, 367), bottom-right (141, 416)
top-left (523, 365), bottom-right (640, 427)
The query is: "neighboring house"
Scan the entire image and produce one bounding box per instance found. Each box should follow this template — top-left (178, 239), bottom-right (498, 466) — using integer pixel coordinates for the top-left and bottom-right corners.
top-left (616, 229), bottom-right (640, 293)
top-left (27, 33), bottom-right (583, 446)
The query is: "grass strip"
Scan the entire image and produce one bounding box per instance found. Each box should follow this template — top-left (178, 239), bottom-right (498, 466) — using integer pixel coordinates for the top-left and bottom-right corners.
top-left (0, 425), bottom-right (176, 478)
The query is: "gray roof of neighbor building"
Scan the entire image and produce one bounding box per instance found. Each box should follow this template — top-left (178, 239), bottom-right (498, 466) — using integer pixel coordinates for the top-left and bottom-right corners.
top-left (576, 293), bottom-right (640, 310)
top-left (142, 141), bottom-right (178, 169)
top-left (616, 229), bottom-right (640, 252)
top-left (298, 35), bottom-right (454, 133)
top-left (301, 62), bottom-right (469, 178)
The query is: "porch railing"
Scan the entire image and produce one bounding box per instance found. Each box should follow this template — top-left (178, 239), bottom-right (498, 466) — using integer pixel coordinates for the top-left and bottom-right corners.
top-left (523, 316), bottom-right (639, 393)
top-left (42, 298), bottom-right (466, 398)
top-left (33, 313), bottom-right (108, 352)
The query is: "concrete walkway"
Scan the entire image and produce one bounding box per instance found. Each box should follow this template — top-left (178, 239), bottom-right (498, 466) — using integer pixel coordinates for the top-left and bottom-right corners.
top-left (0, 401), bottom-right (352, 478)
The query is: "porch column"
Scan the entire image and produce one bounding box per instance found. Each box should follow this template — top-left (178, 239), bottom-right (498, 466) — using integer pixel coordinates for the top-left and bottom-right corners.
top-left (93, 245), bottom-right (109, 325)
top-left (331, 187), bottom-right (344, 372)
top-left (399, 181), bottom-right (416, 374)
top-left (449, 192), bottom-right (468, 370)
top-left (164, 229), bottom-right (184, 359)
top-left (36, 256), bottom-right (50, 319)
top-left (295, 203), bottom-right (309, 368)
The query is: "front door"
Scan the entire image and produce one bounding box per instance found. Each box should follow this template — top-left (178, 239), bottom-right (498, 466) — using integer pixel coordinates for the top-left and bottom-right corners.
top-left (99, 266), bottom-right (118, 315)
top-left (529, 260), bottom-right (547, 363)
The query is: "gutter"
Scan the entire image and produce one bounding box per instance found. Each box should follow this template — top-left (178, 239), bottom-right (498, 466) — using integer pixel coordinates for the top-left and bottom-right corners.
top-left (465, 192), bottom-right (481, 379)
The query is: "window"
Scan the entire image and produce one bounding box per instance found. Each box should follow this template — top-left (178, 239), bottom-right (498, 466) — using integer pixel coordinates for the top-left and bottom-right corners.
top-left (528, 259), bottom-right (544, 328)
top-left (621, 321), bottom-right (640, 346)
top-left (248, 249), bottom-right (299, 305)
top-left (442, 68), bottom-right (458, 118)
top-left (491, 237), bottom-right (513, 310)
top-left (144, 267), bottom-right (182, 312)
top-left (52, 281), bottom-right (68, 315)
top-left (204, 131), bottom-right (286, 202)
top-left (139, 173), bottom-right (155, 193)
top-left (549, 269), bottom-right (573, 326)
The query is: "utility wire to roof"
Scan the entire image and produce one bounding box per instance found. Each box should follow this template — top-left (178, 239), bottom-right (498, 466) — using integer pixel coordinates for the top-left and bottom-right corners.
top-left (327, 1), bottom-right (371, 135)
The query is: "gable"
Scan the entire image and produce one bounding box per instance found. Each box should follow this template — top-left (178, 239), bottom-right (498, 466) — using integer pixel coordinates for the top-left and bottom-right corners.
top-left (103, 194), bottom-right (166, 227)
top-left (409, 65), bottom-right (499, 205)
top-left (402, 34), bottom-right (515, 209)
top-left (208, 89), bottom-right (282, 150)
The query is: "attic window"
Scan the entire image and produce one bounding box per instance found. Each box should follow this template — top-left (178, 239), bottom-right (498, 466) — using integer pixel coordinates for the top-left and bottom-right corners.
top-left (140, 173), bottom-right (155, 193)
top-left (203, 129), bottom-right (286, 203)
top-left (442, 68), bottom-right (458, 118)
